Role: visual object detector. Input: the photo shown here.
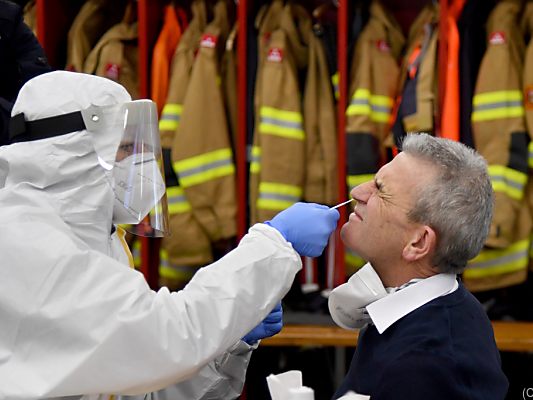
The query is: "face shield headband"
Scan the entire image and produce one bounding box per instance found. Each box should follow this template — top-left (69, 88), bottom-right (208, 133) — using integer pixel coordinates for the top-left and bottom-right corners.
top-left (9, 100), bottom-right (170, 238)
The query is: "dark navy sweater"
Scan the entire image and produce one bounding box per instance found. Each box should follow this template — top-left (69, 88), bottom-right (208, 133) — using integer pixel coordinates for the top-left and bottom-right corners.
top-left (333, 282), bottom-right (508, 400)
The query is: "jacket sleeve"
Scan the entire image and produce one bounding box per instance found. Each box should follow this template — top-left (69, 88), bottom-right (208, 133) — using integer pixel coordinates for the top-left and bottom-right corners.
top-left (0, 222), bottom-right (301, 398)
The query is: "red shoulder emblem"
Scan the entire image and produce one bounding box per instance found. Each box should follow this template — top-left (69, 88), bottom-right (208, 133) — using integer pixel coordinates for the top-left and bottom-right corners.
top-left (489, 31), bottom-right (506, 45)
top-left (267, 47), bottom-right (283, 62)
top-left (200, 34), bottom-right (218, 49)
top-left (104, 63), bottom-right (120, 80)
top-left (376, 40), bottom-right (391, 52)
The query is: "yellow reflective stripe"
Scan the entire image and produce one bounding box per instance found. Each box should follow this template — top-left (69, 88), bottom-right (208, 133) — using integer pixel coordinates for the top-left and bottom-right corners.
top-left (259, 182), bottom-right (302, 197)
top-left (159, 250), bottom-right (196, 280)
top-left (346, 103), bottom-right (371, 116)
top-left (473, 91), bottom-right (522, 105)
top-left (174, 148), bottom-right (235, 187)
top-left (347, 89), bottom-right (393, 123)
top-left (249, 145), bottom-right (261, 174)
top-left (529, 142), bottom-right (533, 169)
top-left (261, 106), bottom-right (302, 123)
top-left (472, 91), bottom-right (524, 122)
top-left (464, 239), bottom-right (529, 278)
top-left (132, 238), bottom-right (141, 268)
top-left (257, 182), bottom-right (302, 211)
top-left (259, 106), bottom-right (305, 140)
top-left (488, 165), bottom-right (527, 200)
top-left (332, 72), bottom-right (339, 100)
top-left (175, 148), bottom-right (233, 170)
top-left (177, 164), bottom-right (235, 187)
top-left (166, 186), bottom-right (192, 214)
top-left (472, 107), bottom-right (524, 122)
top-left (347, 88), bottom-right (371, 116)
top-left (371, 94), bottom-right (394, 107)
top-left (159, 104), bottom-right (183, 131)
top-left (347, 174), bottom-right (374, 189)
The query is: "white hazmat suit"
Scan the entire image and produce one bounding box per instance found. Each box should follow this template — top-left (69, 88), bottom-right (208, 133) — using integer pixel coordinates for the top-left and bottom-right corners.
top-left (0, 72), bottom-right (303, 399)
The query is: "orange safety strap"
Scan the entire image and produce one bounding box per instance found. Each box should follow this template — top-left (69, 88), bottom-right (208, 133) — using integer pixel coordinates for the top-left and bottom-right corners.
top-left (407, 45), bottom-right (422, 79)
top-left (441, 0), bottom-right (466, 141)
top-left (151, 5), bottom-right (185, 115)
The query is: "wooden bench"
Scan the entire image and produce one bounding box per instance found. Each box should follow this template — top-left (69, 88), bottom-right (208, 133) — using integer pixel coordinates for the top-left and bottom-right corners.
top-left (261, 321), bottom-right (533, 352)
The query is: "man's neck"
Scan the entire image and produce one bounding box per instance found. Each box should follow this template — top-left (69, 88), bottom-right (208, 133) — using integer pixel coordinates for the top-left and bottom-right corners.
top-left (372, 260), bottom-right (438, 288)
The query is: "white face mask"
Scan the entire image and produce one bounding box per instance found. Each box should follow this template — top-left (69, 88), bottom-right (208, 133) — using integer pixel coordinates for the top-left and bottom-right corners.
top-left (111, 153), bottom-right (166, 225)
top-left (328, 263), bottom-right (388, 330)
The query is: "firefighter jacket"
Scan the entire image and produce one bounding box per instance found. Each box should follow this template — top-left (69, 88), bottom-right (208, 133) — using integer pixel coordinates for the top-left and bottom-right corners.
top-left (150, 4), bottom-right (187, 115)
top-left (83, 2), bottom-right (139, 99)
top-left (172, 0), bottom-right (237, 243)
top-left (463, 0), bottom-right (531, 292)
top-left (66, 0), bottom-right (127, 72)
top-left (345, 0), bottom-right (405, 192)
top-left (158, 0), bottom-right (209, 289)
top-left (249, 2), bottom-right (312, 224)
top-left (392, 2), bottom-right (439, 146)
top-left (303, 23), bottom-right (338, 205)
top-left (247, 0), bottom-right (284, 193)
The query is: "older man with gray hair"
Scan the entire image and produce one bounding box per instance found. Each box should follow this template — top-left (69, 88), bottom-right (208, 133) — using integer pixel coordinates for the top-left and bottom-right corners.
top-left (329, 133), bottom-right (508, 400)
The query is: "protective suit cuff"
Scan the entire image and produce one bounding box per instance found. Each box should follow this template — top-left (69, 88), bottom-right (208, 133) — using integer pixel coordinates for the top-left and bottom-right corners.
top-left (255, 223), bottom-right (290, 246)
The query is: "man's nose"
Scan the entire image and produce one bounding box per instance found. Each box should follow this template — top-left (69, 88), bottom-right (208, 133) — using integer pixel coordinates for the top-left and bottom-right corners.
top-left (350, 181), bottom-right (373, 202)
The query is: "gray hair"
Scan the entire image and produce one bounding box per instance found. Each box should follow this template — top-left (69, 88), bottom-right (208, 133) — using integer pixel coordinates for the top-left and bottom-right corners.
top-left (401, 133), bottom-right (493, 274)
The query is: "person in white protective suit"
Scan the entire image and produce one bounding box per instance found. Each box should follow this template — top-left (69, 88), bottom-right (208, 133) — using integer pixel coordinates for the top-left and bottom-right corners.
top-left (0, 71), bottom-right (340, 400)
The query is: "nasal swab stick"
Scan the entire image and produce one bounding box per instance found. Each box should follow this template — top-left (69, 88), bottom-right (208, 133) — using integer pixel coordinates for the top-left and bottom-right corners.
top-left (330, 198), bottom-right (355, 210)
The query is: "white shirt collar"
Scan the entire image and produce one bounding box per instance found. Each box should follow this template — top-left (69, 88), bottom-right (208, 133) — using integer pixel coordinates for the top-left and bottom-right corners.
top-left (366, 272), bottom-right (458, 334)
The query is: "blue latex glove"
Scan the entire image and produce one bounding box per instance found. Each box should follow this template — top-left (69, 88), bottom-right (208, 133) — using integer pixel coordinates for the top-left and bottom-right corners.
top-left (265, 202), bottom-right (340, 257)
top-left (242, 302), bottom-right (283, 345)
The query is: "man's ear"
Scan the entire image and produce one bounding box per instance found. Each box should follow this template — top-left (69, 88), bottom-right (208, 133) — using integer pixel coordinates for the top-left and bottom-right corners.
top-left (402, 225), bottom-right (436, 262)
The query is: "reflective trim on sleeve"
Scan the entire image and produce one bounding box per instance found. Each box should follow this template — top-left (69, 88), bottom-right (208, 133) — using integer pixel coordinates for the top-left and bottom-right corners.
top-left (259, 106), bottom-right (305, 140)
top-left (464, 239), bottom-right (529, 278)
top-left (347, 174), bottom-right (375, 190)
top-left (159, 103), bottom-right (183, 131)
top-left (257, 182), bottom-right (302, 211)
top-left (173, 148), bottom-right (235, 187)
top-left (472, 91), bottom-right (524, 122)
top-left (488, 165), bottom-right (527, 200)
top-left (346, 88), bottom-right (394, 123)
top-left (249, 145), bottom-right (261, 174)
top-left (166, 185), bottom-right (192, 214)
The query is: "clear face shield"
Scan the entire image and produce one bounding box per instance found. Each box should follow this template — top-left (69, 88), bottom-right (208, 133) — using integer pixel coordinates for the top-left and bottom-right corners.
top-left (81, 100), bottom-right (170, 237)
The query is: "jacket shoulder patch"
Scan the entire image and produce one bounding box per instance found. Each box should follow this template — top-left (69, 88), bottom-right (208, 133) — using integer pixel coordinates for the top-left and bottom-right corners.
top-left (489, 31), bottom-right (506, 45)
top-left (267, 47), bottom-right (283, 62)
